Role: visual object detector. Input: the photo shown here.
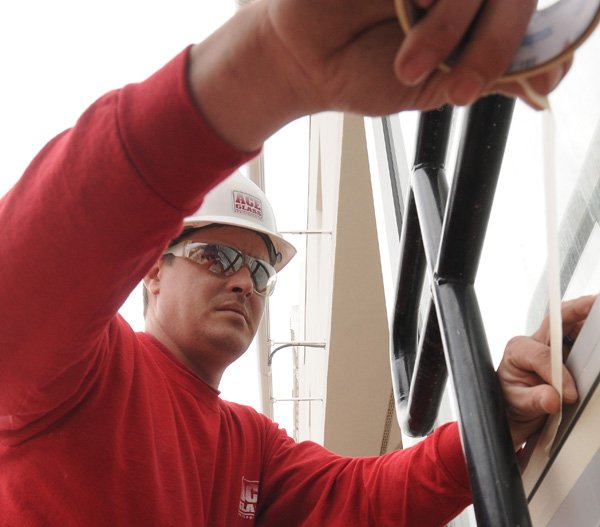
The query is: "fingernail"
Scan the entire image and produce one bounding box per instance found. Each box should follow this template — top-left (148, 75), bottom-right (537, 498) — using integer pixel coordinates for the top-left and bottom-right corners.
top-left (398, 49), bottom-right (438, 86)
top-left (564, 384), bottom-right (578, 401)
top-left (447, 73), bottom-right (484, 106)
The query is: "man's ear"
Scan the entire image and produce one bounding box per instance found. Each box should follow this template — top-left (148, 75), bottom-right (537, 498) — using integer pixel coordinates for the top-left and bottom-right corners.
top-left (143, 261), bottom-right (162, 296)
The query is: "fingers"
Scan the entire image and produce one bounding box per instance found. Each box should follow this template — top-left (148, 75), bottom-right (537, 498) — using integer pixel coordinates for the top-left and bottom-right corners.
top-left (505, 383), bottom-right (561, 418)
top-left (394, 0), bottom-right (538, 104)
top-left (394, 0), bottom-right (484, 86)
top-left (499, 343), bottom-right (576, 447)
top-left (500, 336), bottom-right (578, 402)
top-left (499, 296), bottom-right (598, 424)
top-left (532, 294), bottom-right (596, 343)
top-left (499, 295), bottom-right (596, 446)
top-left (442, 0), bottom-right (537, 105)
top-left (559, 294), bottom-right (596, 329)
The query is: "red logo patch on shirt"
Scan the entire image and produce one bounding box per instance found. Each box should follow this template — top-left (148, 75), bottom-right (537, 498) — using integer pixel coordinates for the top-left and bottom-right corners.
top-left (233, 191), bottom-right (263, 220)
top-left (238, 477), bottom-right (259, 520)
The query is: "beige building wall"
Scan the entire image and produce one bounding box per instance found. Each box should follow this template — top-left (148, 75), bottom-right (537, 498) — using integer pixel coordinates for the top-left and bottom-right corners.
top-left (305, 112), bottom-right (402, 456)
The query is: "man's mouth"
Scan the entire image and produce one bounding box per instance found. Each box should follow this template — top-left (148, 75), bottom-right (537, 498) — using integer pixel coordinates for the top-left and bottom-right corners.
top-left (216, 303), bottom-right (249, 323)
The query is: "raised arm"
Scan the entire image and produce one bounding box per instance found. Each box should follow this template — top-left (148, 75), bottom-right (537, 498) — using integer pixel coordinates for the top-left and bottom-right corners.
top-left (188, 0), bottom-right (567, 152)
top-left (0, 51), bottom-right (255, 428)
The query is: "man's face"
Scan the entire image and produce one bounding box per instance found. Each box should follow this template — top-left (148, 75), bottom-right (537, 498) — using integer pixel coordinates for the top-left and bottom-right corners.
top-left (144, 225), bottom-right (269, 386)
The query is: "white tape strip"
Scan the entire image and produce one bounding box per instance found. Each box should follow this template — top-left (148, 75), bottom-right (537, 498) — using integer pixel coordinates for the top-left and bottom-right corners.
top-left (517, 78), bottom-right (551, 109)
top-left (506, 79), bottom-right (565, 457)
top-left (541, 103), bottom-right (564, 454)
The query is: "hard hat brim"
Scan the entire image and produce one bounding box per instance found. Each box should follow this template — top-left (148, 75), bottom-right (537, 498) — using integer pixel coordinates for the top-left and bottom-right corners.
top-left (183, 215), bottom-right (296, 272)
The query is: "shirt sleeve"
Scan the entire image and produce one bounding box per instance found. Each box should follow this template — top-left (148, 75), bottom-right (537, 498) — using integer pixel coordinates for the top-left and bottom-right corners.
top-left (257, 419), bottom-right (471, 526)
top-left (0, 47), bottom-right (257, 433)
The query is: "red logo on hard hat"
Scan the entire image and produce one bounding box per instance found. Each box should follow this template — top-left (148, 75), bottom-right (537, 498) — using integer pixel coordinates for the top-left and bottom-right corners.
top-left (233, 191), bottom-right (263, 219)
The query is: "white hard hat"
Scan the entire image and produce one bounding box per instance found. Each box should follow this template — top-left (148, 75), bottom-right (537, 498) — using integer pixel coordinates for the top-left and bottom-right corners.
top-left (183, 171), bottom-right (296, 271)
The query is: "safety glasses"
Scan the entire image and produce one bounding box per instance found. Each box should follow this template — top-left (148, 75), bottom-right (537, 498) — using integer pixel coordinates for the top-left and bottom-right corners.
top-left (163, 241), bottom-right (277, 296)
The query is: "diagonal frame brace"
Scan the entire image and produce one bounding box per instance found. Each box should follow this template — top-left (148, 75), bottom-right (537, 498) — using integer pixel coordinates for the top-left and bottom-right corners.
top-left (390, 95), bottom-right (532, 525)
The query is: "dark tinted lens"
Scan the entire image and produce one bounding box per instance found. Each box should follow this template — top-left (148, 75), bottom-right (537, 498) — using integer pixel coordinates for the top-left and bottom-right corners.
top-left (249, 259), bottom-right (271, 292)
top-left (188, 243), bottom-right (217, 263)
top-left (214, 246), bottom-right (244, 275)
top-left (187, 242), bottom-right (275, 294)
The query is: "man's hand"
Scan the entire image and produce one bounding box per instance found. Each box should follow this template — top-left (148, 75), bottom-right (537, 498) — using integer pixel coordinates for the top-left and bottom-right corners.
top-left (189, 0), bottom-right (568, 151)
top-left (393, 0), bottom-right (568, 107)
top-left (498, 295), bottom-right (596, 449)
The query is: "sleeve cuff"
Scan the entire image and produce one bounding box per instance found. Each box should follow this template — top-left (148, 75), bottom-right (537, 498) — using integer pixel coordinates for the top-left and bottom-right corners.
top-left (435, 422), bottom-right (470, 490)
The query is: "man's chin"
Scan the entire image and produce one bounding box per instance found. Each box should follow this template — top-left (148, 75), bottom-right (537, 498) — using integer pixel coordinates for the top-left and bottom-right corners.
top-left (208, 334), bottom-right (251, 362)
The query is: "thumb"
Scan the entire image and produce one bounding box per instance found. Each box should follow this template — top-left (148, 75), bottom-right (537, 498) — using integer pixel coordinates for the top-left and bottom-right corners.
top-left (534, 384), bottom-right (562, 415)
top-left (508, 384), bottom-right (561, 419)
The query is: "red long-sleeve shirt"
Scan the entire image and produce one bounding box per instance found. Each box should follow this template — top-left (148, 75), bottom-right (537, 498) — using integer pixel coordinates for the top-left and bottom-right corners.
top-left (0, 48), bottom-right (471, 526)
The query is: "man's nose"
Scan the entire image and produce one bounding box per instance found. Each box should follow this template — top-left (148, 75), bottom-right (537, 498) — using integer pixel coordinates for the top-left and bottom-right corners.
top-left (227, 264), bottom-right (255, 296)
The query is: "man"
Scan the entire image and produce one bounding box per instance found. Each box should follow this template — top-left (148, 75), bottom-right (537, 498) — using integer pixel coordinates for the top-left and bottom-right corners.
top-left (143, 172), bottom-right (297, 390)
top-left (0, 0), bottom-right (583, 525)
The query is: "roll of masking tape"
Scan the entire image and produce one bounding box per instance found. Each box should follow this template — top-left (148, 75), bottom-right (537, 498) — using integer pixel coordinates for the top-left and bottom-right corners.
top-left (395, 0), bottom-right (600, 81)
